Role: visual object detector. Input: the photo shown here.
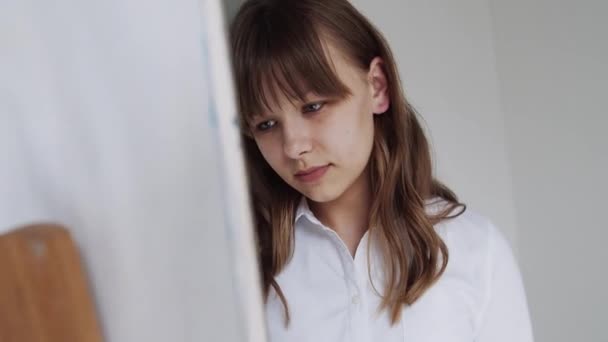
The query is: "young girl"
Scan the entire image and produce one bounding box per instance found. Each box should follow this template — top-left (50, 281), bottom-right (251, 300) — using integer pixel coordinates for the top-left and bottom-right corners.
top-left (230, 0), bottom-right (533, 341)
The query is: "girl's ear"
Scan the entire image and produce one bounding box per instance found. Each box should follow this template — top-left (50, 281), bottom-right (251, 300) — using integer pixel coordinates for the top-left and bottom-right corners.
top-left (368, 57), bottom-right (390, 115)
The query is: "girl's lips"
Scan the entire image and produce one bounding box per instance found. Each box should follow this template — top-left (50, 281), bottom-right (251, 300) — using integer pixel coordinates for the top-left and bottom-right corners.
top-left (295, 165), bottom-right (330, 182)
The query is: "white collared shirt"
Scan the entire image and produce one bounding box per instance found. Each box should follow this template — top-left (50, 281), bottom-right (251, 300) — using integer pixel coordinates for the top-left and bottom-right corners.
top-left (264, 198), bottom-right (534, 342)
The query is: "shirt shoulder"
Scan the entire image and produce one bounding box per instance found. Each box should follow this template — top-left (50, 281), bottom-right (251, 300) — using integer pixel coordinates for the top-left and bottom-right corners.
top-left (423, 199), bottom-right (523, 337)
top-left (426, 199), bottom-right (506, 268)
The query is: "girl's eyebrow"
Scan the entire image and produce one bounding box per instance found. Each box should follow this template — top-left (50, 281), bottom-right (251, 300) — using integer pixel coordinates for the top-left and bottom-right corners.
top-left (302, 91), bottom-right (325, 102)
top-left (250, 113), bottom-right (266, 122)
top-left (249, 91), bottom-right (326, 120)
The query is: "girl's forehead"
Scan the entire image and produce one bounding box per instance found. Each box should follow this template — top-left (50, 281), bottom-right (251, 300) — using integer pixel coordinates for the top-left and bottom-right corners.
top-left (322, 39), bottom-right (365, 75)
top-left (253, 69), bottom-right (314, 116)
top-left (252, 57), bottom-right (366, 119)
top-left (241, 34), bottom-right (366, 121)
top-left (254, 76), bottom-right (311, 114)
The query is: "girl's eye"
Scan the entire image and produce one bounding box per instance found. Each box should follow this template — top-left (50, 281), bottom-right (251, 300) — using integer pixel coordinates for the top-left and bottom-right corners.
top-left (256, 119), bottom-right (277, 132)
top-left (302, 102), bottom-right (325, 113)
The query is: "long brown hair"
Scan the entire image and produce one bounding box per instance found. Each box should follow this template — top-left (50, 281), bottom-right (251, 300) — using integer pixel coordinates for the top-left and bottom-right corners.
top-left (230, 0), bottom-right (466, 327)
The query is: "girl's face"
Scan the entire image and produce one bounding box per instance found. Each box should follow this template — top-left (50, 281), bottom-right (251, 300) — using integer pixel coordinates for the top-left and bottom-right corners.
top-left (250, 42), bottom-right (389, 204)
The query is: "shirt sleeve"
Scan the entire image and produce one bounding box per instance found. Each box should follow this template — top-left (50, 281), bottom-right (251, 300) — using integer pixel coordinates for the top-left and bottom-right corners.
top-left (474, 224), bottom-right (535, 342)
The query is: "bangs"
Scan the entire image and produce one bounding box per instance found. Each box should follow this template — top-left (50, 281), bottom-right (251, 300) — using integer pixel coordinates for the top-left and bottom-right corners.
top-left (232, 5), bottom-right (352, 127)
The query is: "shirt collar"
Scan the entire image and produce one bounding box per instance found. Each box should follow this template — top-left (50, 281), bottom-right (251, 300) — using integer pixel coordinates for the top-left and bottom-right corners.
top-left (294, 196), bottom-right (381, 272)
top-left (295, 196), bottom-right (313, 222)
top-left (294, 196), bottom-right (327, 228)
top-left (297, 196), bottom-right (447, 221)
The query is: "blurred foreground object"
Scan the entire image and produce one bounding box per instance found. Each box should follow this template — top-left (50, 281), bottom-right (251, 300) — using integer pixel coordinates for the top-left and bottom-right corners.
top-left (0, 224), bottom-right (103, 342)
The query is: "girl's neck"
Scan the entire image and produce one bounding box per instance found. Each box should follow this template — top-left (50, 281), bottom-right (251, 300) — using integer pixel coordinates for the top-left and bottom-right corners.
top-left (308, 168), bottom-right (371, 257)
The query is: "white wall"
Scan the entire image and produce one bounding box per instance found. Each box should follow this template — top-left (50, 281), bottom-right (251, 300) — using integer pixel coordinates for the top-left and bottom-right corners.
top-left (351, 0), bottom-right (519, 247)
top-left (490, 1), bottom-right (608, 341)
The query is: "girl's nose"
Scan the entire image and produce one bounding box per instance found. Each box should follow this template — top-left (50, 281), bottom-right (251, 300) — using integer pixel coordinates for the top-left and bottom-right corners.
top-left (282, 121), bottom-right (312, 159)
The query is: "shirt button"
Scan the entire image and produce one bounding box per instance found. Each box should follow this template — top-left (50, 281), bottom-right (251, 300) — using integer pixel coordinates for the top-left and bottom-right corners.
top-left (351, 295), bottom-right (360, 305)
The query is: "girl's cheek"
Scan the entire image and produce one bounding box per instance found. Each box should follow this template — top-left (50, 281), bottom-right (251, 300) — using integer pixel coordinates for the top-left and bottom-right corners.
top-left (264, 139), bottom-right (285, 164)
top-left (255, 139), bottom-right (273, 160)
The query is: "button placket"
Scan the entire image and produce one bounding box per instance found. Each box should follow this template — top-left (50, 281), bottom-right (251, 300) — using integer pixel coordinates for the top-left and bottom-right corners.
top-left (321, 226), bottom-right (370, 341)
